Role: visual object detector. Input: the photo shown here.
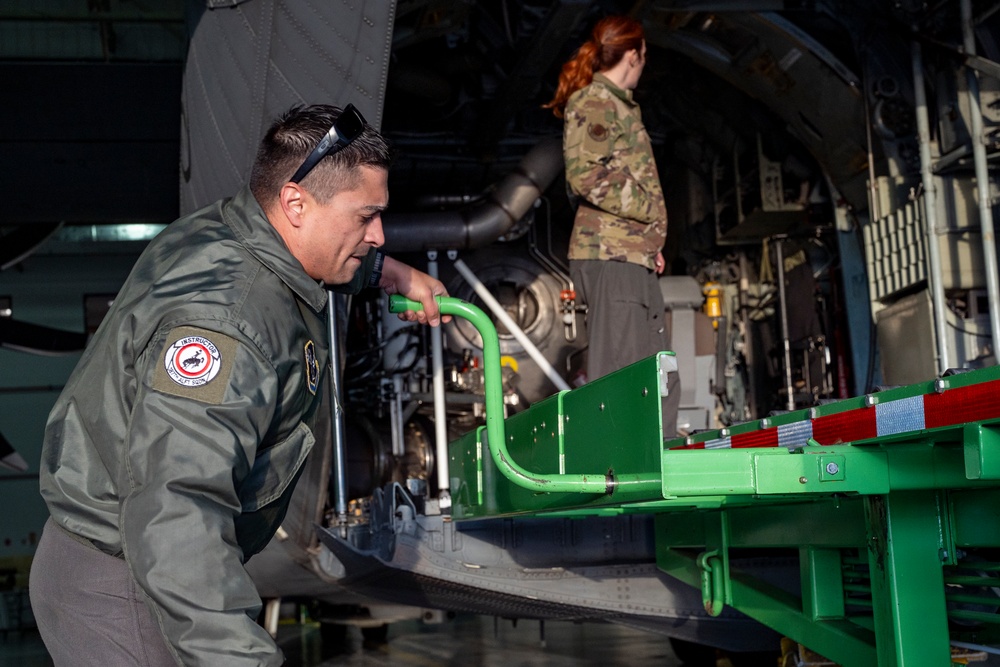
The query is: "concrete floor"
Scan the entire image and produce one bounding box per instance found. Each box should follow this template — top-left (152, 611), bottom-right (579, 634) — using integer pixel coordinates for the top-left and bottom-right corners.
top-left (277, 615), bottom-right (689, 666)
top-left (0, 616), bottom-right (696, 667)
top-left (0, 613), bottom-right (732, 667)
top-left (8, 611), bottom-right (999, 666)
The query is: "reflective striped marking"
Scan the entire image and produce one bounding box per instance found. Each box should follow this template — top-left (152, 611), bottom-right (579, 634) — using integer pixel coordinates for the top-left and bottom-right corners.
top-left (778, 420), bottom-right (814, 448)
top-left (875, 395), bottom-right (925, 436)
top-left (669, 378), bottom-right (1000, 450)
top-left (703, 436), bottom-right (733, 450)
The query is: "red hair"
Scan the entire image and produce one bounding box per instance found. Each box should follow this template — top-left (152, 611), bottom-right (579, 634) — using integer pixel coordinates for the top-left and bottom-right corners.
top-left (543, 16), bottom-right (645, 118)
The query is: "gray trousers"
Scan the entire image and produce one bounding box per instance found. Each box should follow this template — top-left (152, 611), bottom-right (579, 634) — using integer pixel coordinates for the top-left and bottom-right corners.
top-left (571, 259), bottom-right (680, 437)
top-left (29, 518), bottom-right (179, 667)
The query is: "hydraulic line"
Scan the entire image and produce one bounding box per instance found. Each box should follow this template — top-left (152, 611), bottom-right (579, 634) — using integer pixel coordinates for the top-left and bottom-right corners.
top-left (912, 40), bottom-right (951, 373)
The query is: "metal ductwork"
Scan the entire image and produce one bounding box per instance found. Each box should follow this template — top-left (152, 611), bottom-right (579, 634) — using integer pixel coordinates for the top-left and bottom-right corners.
top-left (381, 137), bottom-right (563, 252)
top-left (1, 223), bottom-right (62, 272)
top-left (0, 318), bottom-right (88, 355)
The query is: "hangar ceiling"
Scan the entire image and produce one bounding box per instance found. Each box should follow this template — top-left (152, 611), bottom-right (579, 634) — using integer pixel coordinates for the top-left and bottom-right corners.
top-left (1, 0), bottom-right (999, 237)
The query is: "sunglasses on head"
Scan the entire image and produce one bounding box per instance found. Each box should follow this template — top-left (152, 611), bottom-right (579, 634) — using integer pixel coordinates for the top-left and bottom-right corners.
top-left (289, 103), bottom-right (367, 184)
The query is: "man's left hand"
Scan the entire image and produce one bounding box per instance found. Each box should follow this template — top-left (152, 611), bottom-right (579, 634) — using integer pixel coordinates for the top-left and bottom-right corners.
top-left (379, 256), bottom-right (451, 326)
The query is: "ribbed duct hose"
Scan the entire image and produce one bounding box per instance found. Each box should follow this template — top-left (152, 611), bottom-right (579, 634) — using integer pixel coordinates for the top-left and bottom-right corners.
top-left (381, 137), bottom-right (563, 252)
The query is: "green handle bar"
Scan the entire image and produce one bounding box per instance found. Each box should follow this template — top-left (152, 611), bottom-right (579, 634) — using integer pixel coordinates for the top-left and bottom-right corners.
top-left (389, 294), bottom-right (636, 494)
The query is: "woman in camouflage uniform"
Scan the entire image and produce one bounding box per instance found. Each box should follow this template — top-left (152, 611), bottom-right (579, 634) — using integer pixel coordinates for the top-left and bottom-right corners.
top-left (545, 15), bottom-right (678, 436)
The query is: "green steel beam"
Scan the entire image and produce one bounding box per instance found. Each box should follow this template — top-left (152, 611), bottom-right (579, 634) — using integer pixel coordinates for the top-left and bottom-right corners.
top-left (801, 548), bottom-right (845, 621)
top-left (964, 422), bottom-right (1000, 479)
top-left (657, 501), bottom-right (868, 550)
top-left (658, 546), bottom-right (877, 666)
top-left (662, 446), bottom-right (890, 497)
top-left (662, 442), bottom-right (1000, 499)
top-left (864, 492), bottom-right (951, 666)
top-left (951, 488), bottom-right (1000, 546)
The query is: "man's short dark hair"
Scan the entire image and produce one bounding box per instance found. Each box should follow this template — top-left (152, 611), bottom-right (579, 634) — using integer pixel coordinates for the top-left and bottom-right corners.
top-left (249, 104), bottom-right (393, 205)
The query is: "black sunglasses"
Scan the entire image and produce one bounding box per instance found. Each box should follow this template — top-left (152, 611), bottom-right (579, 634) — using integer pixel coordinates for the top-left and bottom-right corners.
top-left (289, 104), bottom-right (367, 184)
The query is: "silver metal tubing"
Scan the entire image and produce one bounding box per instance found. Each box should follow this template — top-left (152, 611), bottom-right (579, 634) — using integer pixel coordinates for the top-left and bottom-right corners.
top-left (738, 250), bottom-right (757, 419)
top-left (453, 258), bottom-right (571, 392)
top-left (390, 375), bottom-right (405, 458)
top-left (861, 60), bottom-right (881, 222)
top-left (912, 39), bottom-right (951, 373)
top-left (327, 291), bottom-right (349, 533)
top-left (774, 238), bottom-right (795, 411)
top-left (962, 0), bottom-right (1000, 360)
top-left (263, 598), bottom-right (281, 638)
top-left (427, 252), bottom-right (451, 506)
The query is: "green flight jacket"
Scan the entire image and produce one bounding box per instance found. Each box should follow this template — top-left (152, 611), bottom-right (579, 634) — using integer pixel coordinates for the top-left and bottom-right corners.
top-left (38, 186), bottom-right (374, 666)
top-left (563, 73), bottom-right (667, 269)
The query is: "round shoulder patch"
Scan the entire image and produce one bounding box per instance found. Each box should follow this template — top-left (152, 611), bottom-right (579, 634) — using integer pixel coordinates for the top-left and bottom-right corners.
top-left (164, 335), bottom-right (222, 387)
top-left (587, 123), bottom-right (609, 142)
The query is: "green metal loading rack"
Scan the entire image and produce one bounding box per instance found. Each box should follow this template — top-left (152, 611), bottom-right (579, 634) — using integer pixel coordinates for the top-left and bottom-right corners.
top-left (391, 295), bottom-right (1000, 666)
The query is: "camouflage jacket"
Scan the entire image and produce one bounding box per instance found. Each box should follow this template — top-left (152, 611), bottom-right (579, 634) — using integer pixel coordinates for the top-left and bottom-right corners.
top-left (563, 73), bottom-right (667, 269)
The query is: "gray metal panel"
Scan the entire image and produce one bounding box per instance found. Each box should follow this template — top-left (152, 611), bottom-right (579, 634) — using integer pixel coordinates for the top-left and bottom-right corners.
top-left (179, 0), bottom-right (397, 214)
top-left (875, 290), bottom-right (938, 385)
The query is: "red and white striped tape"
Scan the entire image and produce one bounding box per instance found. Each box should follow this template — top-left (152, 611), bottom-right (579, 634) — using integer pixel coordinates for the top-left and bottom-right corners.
top-left (671, 379), bottom-right (1000, 450)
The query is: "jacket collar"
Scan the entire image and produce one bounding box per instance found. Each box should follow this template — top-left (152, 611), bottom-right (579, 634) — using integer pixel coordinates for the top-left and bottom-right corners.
top-left (592, 73), bottom-right (636, 107)
top-left (222, 186), bottom-right (329, 312)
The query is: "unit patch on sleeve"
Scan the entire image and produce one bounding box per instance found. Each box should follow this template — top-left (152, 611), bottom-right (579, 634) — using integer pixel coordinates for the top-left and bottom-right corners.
top-left (587, 123), bottom-right (609, 142)
top-left (152, 326), bottom-right (239, 404)
top-left (304, 339), bottom-right (319, 395)
top-left (582, 122), bottom-right (612, 156)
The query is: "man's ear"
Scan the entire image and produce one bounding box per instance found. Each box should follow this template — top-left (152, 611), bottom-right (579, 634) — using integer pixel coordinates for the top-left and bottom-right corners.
top-left (279, 182), bottom-right (308, 228)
